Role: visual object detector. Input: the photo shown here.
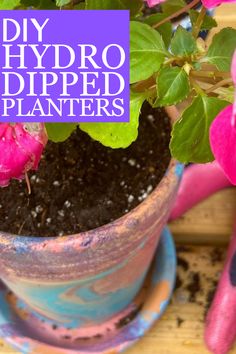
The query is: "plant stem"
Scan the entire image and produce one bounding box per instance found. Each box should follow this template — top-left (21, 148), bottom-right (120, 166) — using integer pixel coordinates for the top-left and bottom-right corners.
top-left (192, 6), bottom-right (207, 38)
top-left (191, 70), bottom-right (231, 79)
top-left (165, 55), bottom-right (191, 66)
top-left (25, 172), bottom-right (31, 195)
top-left (190, 78), bottom-right (205, 95)
top-left (132, 75), bottom-right (156, 92)
top-left (205, 78), bottom-right (233, 94)
top-left (153, 0), bottom-right (200, 29)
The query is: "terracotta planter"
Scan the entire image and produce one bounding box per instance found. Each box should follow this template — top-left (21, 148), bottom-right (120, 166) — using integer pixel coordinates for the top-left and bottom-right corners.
top-left (0, 107), bottom-right (182, 347)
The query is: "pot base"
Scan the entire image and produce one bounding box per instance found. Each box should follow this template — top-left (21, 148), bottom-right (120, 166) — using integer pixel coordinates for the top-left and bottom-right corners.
top-left (0, 227), bottom-right (176, 354)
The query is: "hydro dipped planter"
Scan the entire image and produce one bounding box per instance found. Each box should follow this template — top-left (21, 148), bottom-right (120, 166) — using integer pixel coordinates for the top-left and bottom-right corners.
top-left (0, 107), bottom-right (182, 350)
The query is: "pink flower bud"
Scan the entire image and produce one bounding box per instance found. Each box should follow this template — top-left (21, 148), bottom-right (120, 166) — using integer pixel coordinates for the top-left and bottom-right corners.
top-left (0, 123), bottom-right (48, 187)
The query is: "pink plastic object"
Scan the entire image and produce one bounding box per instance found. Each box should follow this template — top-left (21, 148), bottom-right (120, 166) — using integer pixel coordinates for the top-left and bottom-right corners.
top-left (169, 161), bottom-right (232, 221)
top-left (205, 223), bottom-right (236, 354)
top-left (210, 105), bottom-right (236, 185)
top-left (169, 161), bottom-right (235, 354)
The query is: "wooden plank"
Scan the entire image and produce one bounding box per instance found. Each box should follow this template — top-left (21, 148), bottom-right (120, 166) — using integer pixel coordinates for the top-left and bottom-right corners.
top-left (207, 3), bottom-right (236, 43)
top-left (0, 342), bottom-right (14, 353)
top-left (170, 188), bottom-right (236, 246)
top-left (127, 245), bottom-right (230, 354)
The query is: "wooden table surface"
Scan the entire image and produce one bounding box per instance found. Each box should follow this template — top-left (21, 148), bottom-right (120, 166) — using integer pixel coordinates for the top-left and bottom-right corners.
top-left (1, 4), bottom-right (236, 354)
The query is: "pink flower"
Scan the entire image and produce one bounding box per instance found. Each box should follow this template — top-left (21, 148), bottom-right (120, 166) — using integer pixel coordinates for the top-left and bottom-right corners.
top-left (0, 123), bottom-right (48, 187)
top-left (145, 0), bottom-right (165, 7)
top-left (202, 0), bottom-right (236, 8)
top-left (145, 0), bottom-right (236, 8)
top-left (210, 51), bottom-right (236, 185)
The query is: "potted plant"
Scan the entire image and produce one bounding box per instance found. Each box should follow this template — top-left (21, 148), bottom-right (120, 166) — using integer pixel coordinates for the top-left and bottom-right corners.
top-left (0, 0), bottom-right (235, 353)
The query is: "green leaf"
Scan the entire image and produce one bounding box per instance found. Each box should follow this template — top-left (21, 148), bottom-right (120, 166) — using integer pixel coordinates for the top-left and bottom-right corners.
top-left (171, 26), bottom-right (198, 57)
top-left (143, 14), bottom-right (172, 47)
top-left (204, 28), bottom-right (236, 71)
top-left (170, 95), bottom-right (229, 163)
top-left (38, 0), bottom-right (58, 8)
top-left (161, 0), bottom-right (185, 16)
top-left (79, 91), bottom-right (146, 148)
top-left (23, 0), bottom-right (58, 7)
top-left (155, 66), bottom-right (190, 107)
top-left (46, 123), bottom-right (78, 142)
top-left (0, 0), bottom-right (20, 9)
top-left (189, 10), bottom-right (217, 31)
top-left (56, 0), bottom-right (70, 6)
top-left (130, 21), bottom-right (167, 84)
top-left (85, 0), bottom-right (143, 17)
top-left (74, 2), bottom-right (85, 9)
top-left (20, 0), bottom-right (40, 7)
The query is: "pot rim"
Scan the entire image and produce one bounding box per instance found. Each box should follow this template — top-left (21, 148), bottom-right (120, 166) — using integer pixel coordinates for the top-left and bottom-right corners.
top-left (0, 106), bottom-right (181, 246)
